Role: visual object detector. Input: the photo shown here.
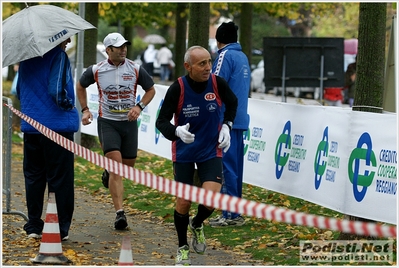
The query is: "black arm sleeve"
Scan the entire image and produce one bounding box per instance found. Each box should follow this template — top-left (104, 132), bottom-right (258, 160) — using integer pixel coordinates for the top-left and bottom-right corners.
top-left (155, 80), bottom-right (181, 141)
top-left (215, 76), bottom-right (238, 124)
top-left (137, 65), bottom-right (155, 91)
top-left (79, 66), bottom-right (95, 88)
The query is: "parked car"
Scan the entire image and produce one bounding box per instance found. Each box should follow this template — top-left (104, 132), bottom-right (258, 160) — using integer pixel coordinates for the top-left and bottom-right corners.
top-left (250, 60), bottom-right (266, 93)
top-left (250, 60), bottom-right (274, 93)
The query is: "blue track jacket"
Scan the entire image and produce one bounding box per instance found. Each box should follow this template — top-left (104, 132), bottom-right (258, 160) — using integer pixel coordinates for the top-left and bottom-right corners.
top-left (17, 46), bottom-right (79, 133)
top-left (212, 42), bottom-right (251, 130)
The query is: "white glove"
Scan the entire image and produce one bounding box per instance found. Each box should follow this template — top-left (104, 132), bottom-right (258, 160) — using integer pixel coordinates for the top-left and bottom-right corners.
top-left (218, 124), bottom-right (231, 153)
top-left (175, 123), bottom-right (195, 144)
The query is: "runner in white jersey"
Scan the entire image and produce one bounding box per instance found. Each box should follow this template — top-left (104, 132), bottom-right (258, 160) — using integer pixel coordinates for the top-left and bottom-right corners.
top-left (76, 33), bottom-right (156, 230)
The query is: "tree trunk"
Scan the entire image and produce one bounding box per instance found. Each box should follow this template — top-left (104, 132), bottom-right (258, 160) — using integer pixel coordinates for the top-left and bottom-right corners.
top-left (81, 3), bottom-right (99, 149)
top-left (83, 2), bottom-right (98, 67)
top-left (338, 3), bottom-right (387, 240)
top-left (352, 3), bottom-right (386, 113)
top-left (188, 3), bottom-right (210, 49)
top-left (239, 3), bottom-right (253, 97)
top-left (124, 26), bottom-right (135, 61)
top-left (174, 3), bottom-right (188, 78)
top-left (240, 3), bottom-right (253, 65)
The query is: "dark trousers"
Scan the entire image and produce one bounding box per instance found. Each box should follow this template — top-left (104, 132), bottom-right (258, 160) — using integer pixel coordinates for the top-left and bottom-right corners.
top-left (143, 62), bottom-right (154, 77)
top-left (23, 132), bottom-right (75, 238)
top-left (221, 129), bottom-right (245, 219)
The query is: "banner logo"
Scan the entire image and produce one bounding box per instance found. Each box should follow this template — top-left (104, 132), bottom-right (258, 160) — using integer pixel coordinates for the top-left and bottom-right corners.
top-left (314, 127), bottom-right (329, 189)
top-left (274, 121), bottom-right (291, 179)
top-left (243, 127), bottom-right (250, 156)
top-left (348, 132), bottom-right (376, 202)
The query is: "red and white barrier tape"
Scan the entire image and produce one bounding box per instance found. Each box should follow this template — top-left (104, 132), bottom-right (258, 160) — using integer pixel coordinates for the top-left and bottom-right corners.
top-left (6, 103), bottom-right (396, 238)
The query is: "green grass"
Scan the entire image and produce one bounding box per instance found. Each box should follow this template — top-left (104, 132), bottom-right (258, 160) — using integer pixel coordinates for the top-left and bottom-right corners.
top-left (11, 133), bottom-right (396, 265)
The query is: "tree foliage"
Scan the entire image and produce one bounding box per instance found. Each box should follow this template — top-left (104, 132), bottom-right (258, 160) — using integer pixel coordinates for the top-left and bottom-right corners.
top-left (98, 2), bottom-right (176, 30)
top-left (312, 3), bottom-right (360, 38)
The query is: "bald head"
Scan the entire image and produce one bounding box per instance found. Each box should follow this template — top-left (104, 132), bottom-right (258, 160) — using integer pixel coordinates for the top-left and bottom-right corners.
top-left (184, 46), bottom-right (212, 82)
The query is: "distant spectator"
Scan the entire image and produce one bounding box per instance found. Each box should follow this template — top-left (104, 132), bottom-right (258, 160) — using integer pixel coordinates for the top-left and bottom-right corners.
top-left (157, 44), bottom-right (173, 83)
top-left (345, 57), bottom-right (357, 107)
top-left (143, 44), bottom-right (157, 77)
top-left (323, 87), bottom-right (343, 107)
top-left (140, 47), bottom-right (147, 65)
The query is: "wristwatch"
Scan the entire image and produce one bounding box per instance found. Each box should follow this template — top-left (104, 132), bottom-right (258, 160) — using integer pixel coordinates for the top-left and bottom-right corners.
top-left (136, 101), bottom-right (146, 111)
top-left (224, 121), bottom-right (233, 131)
top-left (81, 106), bottom-right (89, 113)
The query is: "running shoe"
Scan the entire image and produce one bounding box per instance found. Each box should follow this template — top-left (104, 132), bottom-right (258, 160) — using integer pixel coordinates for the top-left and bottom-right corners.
top-left (114, 210), bottom-right (128, 230)
top-left (208, 215), bottom-right (223, 223)
top-left (188, 217), bottom-right (206, 254)
top-left (175, 245), bottom-right (191, 266)
top-left (209, 215), bottom-right (245, 227)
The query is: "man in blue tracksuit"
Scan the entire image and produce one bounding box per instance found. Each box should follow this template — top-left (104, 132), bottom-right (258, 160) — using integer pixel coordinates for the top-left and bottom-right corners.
top-left (210, 21), bottom-right (251, 227)
top-left (17, 38), bottom-right (79, 241)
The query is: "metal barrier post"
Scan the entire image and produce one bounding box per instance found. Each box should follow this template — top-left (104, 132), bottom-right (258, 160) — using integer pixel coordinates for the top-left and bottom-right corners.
top-left (2, 96), bottom-right (28, 221)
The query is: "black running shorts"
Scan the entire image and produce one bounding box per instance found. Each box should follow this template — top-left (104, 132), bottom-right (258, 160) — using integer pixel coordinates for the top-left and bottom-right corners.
top-left (173, 157), bottom-right (223, 185)
top-left (97, 117), bottom-right (138, 159)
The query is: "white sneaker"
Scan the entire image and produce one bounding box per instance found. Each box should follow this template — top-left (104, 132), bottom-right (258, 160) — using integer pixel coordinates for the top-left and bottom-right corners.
top-left (27, 233), bottom-right (41, 239)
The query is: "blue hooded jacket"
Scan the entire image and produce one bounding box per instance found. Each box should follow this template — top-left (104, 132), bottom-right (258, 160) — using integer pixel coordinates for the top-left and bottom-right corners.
top-left (17, 46), bottom-right (79, 133)
top-left (212, 42), bottom-right (250, 130)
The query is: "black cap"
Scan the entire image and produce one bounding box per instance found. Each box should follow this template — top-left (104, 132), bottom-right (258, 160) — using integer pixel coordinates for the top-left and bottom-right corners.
top-left (216, 21), bottom-right (238, 44)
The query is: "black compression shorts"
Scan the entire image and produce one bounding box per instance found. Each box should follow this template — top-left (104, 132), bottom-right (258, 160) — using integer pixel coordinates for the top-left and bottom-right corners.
top-left (97, 117), bottom-right (138, 159)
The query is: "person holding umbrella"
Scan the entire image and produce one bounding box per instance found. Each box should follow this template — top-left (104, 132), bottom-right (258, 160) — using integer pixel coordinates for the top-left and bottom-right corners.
top-left (3, 3), bottom-right (95, 242)
top-left (16, 37), bottom-right (79, 241)
top-left (76, 33), bottom-right (156, 230)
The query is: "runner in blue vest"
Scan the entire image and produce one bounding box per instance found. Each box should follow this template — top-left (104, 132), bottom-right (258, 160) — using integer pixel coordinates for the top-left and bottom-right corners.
top-left (156, 46), bottom-right (237, 265)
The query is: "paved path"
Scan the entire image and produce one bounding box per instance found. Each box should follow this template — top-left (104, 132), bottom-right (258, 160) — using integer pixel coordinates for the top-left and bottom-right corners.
top-left (3, 88), bottom-right (329, 266)
top-left (2, 145), bottom-right (263, 266)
